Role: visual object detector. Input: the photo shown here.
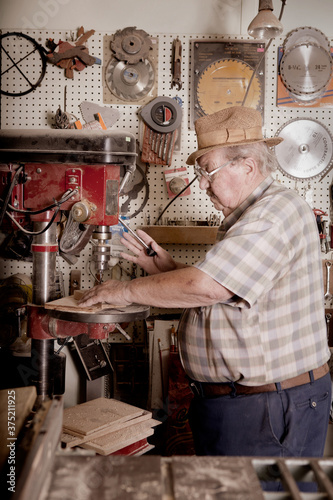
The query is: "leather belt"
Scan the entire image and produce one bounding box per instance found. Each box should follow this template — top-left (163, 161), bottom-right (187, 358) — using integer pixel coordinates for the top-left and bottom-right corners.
top-left (190, 363), bottom-right (329, 398)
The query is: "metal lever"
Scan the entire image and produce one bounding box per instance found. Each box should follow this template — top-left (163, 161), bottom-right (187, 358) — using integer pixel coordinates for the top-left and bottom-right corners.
top-left (119, 218), bottom-right (157, 257)
top-left (119, 163), bottom-right (136, 195)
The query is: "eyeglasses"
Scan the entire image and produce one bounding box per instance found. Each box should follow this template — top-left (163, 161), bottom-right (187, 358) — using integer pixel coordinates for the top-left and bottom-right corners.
top-left (194, 158), bottom-right (237, 183)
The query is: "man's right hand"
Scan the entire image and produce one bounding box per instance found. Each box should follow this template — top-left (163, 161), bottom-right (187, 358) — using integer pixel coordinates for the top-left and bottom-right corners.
top-left (120, 229), bottom-right (179, 275)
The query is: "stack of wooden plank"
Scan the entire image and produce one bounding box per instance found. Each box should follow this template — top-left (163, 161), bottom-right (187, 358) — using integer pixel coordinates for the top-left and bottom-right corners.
top-left (61, 397), bottom-right (161, 456)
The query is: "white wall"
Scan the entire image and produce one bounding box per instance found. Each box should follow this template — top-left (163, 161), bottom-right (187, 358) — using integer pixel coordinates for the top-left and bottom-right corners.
top-left (0, 0), bottom-right (243, 34)
top-left (2, 0), bottom-right (333, 37)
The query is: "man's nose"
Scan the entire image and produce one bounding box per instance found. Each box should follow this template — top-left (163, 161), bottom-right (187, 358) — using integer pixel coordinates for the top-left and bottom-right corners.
top-left (199, 177), bottom-right (209, 190)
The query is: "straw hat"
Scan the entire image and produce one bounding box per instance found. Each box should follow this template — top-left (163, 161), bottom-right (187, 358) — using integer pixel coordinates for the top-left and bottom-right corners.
top-left (186, 106), bottom-right (283, 165)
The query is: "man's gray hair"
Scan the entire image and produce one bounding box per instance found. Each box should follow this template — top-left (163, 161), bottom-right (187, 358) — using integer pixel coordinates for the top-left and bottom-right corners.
top-left (223, 142), bottom-right (279, 176)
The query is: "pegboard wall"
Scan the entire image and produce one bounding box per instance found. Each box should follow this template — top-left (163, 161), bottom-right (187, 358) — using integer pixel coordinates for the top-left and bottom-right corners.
top-left (1, 28), bottom-right (333, 318)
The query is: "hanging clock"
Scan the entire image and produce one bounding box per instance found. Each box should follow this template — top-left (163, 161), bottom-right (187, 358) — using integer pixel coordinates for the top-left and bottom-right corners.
top-left (191, 40), bottom-right (265, 128)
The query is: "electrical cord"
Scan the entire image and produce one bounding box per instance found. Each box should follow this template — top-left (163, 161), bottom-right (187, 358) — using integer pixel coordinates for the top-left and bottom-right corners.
top-left (0, 165), bottom-right (23, 227)
top-left (5, 206), bottom-right (61, 235)
top-left (4, 188), bottom-right (77, 215)
top-left (154, 175), bottom-right (198, 225)
top-left (3, 188), bottom-right (77, 236)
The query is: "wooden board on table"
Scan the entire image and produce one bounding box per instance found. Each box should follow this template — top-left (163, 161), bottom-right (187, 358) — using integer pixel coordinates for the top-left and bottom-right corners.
top-left (44, 290), bottom-right (125, 314)
top-left (80, 419), bottom-right (160, 455)
top-left (61, 409), bottom-right (153, 448)
top-left (62, 397), bottom-right (147, 436)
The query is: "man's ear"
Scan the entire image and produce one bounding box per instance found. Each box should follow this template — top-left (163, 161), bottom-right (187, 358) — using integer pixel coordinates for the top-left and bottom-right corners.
top-left (242, 157), bottom-right (257, 178)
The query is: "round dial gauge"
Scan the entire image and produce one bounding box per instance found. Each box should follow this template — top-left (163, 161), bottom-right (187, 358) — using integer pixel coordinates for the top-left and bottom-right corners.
top-left (196, 59), bottom-right (262, 114)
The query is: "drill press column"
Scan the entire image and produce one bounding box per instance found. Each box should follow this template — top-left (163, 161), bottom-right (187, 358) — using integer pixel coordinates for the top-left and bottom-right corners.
top-left (31, 214), bottom-right (58, 400)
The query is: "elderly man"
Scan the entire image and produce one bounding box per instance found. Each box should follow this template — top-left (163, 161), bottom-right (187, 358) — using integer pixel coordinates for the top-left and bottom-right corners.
top-left (80, 106), bottom-right (331, 459)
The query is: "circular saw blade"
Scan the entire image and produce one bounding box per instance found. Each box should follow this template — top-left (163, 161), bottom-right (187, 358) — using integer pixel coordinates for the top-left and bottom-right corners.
top-left (280, 43), bottom-right (332, 97)
top-left (105, 58), bottom-right (154, 101)
top-left (196, 58), bottom-right (262, 114)
top-left (285, 88), bottom-right (325, 104)
top-left (274, 118), bottom-right (333, 180)
top-left (283, 26), bottom-right (331, 53)
top-left (111, 26), bottom-right (152, 64)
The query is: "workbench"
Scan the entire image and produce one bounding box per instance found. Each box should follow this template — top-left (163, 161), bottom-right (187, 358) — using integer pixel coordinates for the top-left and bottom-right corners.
top-left (38, 454), bottom-right (333, 500)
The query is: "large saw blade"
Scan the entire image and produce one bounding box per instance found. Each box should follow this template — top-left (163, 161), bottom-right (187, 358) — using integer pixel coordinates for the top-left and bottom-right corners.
top-left (105, 58), bottom-right (154, 101)
top-left (280, 42), bottom-right (332, 98)
top-left (274, 118), bottom-right (333, 180)
top-left (283, 26), bottom-right (331, 52)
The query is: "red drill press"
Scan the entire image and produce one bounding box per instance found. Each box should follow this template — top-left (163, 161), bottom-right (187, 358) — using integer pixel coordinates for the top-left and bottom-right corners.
top-left (0, 129), bottom-right (149, 402)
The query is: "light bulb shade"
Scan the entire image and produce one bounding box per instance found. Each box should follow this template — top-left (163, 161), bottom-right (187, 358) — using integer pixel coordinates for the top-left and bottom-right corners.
top-left (248, 1), bottom-right (283, 39)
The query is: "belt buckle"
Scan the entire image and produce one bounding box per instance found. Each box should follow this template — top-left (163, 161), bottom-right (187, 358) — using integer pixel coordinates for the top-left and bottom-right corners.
top-left (189, 380), bottom-right (202, 397)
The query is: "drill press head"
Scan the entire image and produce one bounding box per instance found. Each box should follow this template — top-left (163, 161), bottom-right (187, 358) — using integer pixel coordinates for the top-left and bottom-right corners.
top-left (0, 129), bottom-right (137, 269)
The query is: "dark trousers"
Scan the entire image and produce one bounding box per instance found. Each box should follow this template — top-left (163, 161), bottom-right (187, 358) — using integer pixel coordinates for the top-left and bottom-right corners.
top-left (189, 372), bottom-right (332, 458)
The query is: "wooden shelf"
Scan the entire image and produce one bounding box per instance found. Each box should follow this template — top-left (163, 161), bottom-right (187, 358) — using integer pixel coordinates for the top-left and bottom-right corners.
top-left (139, 225), bottom-right (218, 245)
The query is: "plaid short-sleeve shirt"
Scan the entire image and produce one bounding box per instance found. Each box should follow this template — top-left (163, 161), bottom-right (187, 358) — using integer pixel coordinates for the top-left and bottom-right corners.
top-left (178, 177), bottom-right (330, 385)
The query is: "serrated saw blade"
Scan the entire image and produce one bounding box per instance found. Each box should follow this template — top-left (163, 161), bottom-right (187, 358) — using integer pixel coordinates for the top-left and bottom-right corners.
top-left (105, 58), bottom-right (154, 101)
top-left (274, 118), bottom-right (333, 180)
top-left (111, 26), bottom-right (152, 64)
top-left (280, 42), bottom-right (332, 97)
top-left (283, 26), bottom-right (331, 52)
top-left (196, 58), bottom-right (262, 114)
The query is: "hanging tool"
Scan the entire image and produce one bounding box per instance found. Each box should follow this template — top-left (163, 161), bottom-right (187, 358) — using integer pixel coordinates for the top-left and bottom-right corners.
top-left (79, 102), bottom-right (120, 128)
top-left (324, 261), bottom-right (333, 302)
top-left (47, 44), bottom-right (97, 67)
top-left (158, 338), bottom-right (165, 401)
top-left (170, 325), bottom-right (177, 352)
top-left (314, 209), bottom-right (329, 252)
top-left (119, 218), bottom-right (157, 257)
top-left (46, 28), bottom-right (100, 79)
top-left (325, 313), bottom-right (332, 342)
top-left (171, 37), bottom-right (182, 90)
top-left (140, 96), bottom-right (182, 165)
top-left (0, 32), bottom-right (48, 97)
